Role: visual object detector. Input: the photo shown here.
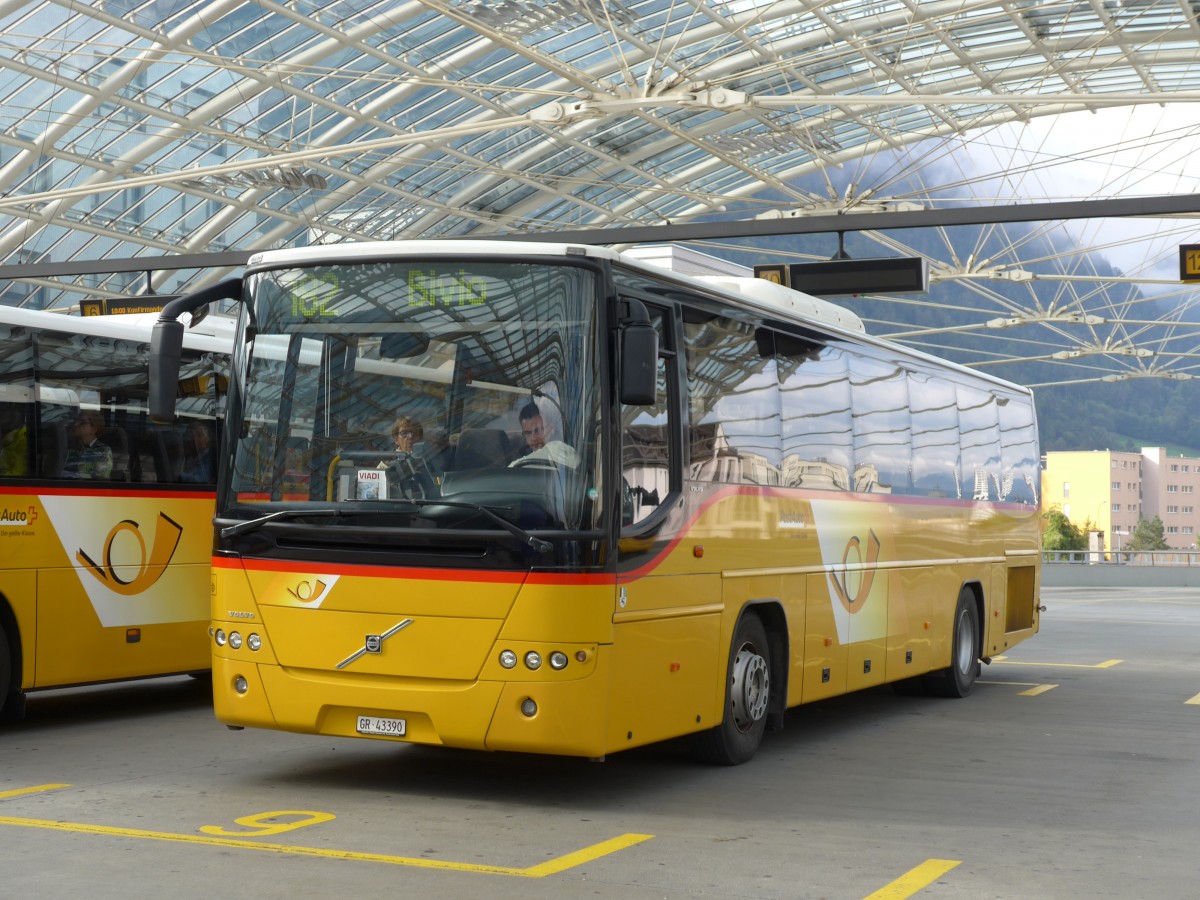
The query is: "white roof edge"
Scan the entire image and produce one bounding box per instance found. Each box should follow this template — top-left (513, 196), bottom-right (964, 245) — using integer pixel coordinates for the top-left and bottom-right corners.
top-left (693, 275), bottom-right (867, 334)
top-left (0, 304), bottom-right (234, 351)
top-left (247, 239), bottom-right (620, 268)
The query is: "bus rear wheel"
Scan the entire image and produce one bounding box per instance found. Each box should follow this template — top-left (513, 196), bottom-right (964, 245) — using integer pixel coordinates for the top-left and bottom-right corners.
top-left (691, 613), bottom-right (771, 765)
top-left (926, 588), bottom-right (980, 698)
top-left (0, 618), bottom-right (21, 722)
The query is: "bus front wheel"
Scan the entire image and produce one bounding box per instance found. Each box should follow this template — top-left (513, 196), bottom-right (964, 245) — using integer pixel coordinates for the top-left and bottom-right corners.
top-left (927, 588), bottom-right (980, 698)
top-left (691, 613), bottom-right (771, 765)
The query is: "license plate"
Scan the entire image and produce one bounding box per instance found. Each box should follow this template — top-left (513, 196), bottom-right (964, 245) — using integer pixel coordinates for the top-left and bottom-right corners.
top-left (356, 715), bottom-right (406, 737)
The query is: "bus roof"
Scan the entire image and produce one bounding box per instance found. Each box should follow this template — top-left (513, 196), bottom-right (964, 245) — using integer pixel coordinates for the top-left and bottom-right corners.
top-left (238, 239), bottom-right (1026, 398)
top-left (0, 304), bottom-right (234, 353)
top-left (246, 240), bottom-right (621, 269)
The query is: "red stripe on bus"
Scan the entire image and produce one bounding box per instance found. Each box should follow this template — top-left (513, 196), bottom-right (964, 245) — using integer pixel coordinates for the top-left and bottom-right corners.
top-left (212, 555), bottom-right (615, 586)
top-left (0, 485), bottom-right (215, 499)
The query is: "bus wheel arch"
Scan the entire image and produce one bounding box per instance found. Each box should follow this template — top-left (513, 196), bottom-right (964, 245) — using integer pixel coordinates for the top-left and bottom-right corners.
top-left (691, 603), bottom-right (784, 765)
top-left (926, 583), bottom-right (983, 698)
top-left (0, 598), bottom-right (25, 722)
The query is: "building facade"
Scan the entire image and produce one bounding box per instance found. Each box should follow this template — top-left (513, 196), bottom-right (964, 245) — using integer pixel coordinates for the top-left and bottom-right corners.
top-left (1042, 448), bottom-right (1200, 551)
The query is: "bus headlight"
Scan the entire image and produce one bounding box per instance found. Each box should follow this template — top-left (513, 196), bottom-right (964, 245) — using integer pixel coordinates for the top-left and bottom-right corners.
top-left (524, 651), bottom-right (542, 670)
top-left (229, 632), bottom-right (243, 650)
top-left (247, 633), bottom-right (262, 652)
top-left (214, 629), bottom-right (227, 646)
top-left (499, 650), bottom-right (517, 669)
top-left (549, 651), bottom-right (568, 670)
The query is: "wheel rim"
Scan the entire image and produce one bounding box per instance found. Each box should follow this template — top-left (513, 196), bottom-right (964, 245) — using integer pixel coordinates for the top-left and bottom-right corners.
top-left (954, 607), bottom-right (975, 674)
top-left (730, 643), bottom-right (769, 732)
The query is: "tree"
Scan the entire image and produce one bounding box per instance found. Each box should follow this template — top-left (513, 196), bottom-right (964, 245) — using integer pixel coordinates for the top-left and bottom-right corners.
top-left (1126, 515), bottom-right (1168, 551)
top-left (1042, 506), bottom-right (1086, 551)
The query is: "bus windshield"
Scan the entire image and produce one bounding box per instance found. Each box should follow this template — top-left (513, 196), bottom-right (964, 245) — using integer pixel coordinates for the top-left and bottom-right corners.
top-left (226, 259), bottom-right (602, 538)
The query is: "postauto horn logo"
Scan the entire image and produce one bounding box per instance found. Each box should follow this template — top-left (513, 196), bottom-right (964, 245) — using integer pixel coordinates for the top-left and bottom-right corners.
top-left (76, 512), bottom-right (183, 595)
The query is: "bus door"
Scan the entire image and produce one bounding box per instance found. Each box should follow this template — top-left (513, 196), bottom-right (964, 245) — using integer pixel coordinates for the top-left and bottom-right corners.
top-left (611, 298), bottom-right (721, 749)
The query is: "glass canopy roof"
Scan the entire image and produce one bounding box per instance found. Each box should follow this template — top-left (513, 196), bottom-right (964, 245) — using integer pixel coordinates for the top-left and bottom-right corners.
top-left (2, 1), bottom-right (1200, 388)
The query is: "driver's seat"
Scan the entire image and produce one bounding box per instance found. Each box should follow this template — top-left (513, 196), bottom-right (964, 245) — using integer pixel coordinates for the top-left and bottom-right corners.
top-left (453, 428), bottom-right (510, 470)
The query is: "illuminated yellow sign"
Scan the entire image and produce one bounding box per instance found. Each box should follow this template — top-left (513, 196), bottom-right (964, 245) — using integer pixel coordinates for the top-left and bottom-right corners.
top-left (753, 264), bottom-right (789, 286)
top-left (1181, 245), bottom-right (1200, 283)
top-left (78, 299), bottom-right (169, 316)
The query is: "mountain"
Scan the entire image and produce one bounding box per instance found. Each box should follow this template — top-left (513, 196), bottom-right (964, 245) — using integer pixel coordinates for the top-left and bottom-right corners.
top-left (701, 225), bottom-right (1199, 454)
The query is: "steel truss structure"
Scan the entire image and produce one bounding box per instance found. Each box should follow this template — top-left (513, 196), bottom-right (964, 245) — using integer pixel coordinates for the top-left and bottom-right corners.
top-left (2, 0), bottom-right (1200, 384)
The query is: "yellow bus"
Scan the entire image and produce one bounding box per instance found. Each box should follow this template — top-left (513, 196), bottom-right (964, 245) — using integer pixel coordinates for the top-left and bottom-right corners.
top-left (0, 306), bottom-right (229, 721)
top-left (150, 241), bottom-right (1041, 764)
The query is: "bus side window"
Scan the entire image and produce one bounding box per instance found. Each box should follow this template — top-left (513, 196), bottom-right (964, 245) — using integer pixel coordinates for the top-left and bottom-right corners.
top-left (621, 302), bottom-right (674, 527)
top-left (37, 421), bottom-right (69, 479)
top-left (102, 425), bottom-right (131, 481)
top-left (161, 430), bottom-right (185, 482)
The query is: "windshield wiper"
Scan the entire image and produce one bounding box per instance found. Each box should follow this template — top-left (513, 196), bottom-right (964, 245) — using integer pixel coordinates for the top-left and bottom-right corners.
top-left (220, 508), bottom-right (351, 539)
top-left (401, 498), bottom-right (553, 554)
top-left (219, 500), bottom-right (553, 554)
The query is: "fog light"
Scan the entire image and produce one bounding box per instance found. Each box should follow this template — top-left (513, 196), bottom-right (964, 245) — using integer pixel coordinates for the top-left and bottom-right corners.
top-left (247, 633), bottom-right (261, 652)
top-left (549, 651), bottom-right (568, 670)
top-left (215, 629), bottom-right (227, 646)
top-left (520, 698), bottom-right (537, 717)
top-left (233, 675), bottom-right (248, 694)
top-left (229, 632), bottom-right (243, 650)
top-left (524, 651), bottom-right (542, 670)
top-left (499, 649), bottom-right (517, 669)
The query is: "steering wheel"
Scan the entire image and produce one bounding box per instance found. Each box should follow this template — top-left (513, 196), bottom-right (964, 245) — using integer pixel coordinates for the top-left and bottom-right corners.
top-left (510, 457), bottom-right (559, 471)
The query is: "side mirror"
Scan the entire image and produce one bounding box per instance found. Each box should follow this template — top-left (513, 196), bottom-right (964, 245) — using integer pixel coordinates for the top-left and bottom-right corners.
top-left (149, 320), bottom-right (184, 423)
top-left (619, 298), bottom-right (658, 406)
top-left (148, 277), bottom-right (243, 423)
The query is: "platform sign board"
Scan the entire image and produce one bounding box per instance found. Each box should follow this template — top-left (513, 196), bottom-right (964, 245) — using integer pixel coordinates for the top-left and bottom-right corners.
top-left (752, 264), bottom-right (790, 286)
top-left (1180, 245), bottom-right (1200, 283)
top-left (78, 297), bottom-right (175, 316)
top-left (756, 257), bottom-right (928, 296)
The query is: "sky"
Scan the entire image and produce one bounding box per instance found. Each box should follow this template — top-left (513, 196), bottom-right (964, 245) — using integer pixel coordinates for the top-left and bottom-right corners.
top-left (964, 104), bottom-right (1200, 287)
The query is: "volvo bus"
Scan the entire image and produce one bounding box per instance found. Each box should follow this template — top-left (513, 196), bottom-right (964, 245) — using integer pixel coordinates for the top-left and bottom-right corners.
top-left (0, 306), bottom-right (229, 721)
top-left (149, 241), bottom-right (1041, 764)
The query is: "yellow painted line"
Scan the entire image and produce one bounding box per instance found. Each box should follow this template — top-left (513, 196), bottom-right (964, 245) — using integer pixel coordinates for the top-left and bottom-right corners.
top-left (864, 858), bottom-right (961, 899)
top-left (521, 832), bottom-right (656, 877)
top-left (0, 813), bottom-right (652, 877)
top-left (0, 784), bottom-right (71, 801)
top-left (992, 657), bottom-right (1123, 669)
top-left (1186, 693), bottom-right (1200, 705)
top-left (980, 680), bottom-right (1058, 695)
top-left (1018, 684), bottom-right (1058, 697)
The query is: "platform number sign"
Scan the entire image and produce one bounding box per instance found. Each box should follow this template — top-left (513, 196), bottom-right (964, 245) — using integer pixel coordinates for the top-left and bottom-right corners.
top-left (1181, 245), bottom-right (1200, 283)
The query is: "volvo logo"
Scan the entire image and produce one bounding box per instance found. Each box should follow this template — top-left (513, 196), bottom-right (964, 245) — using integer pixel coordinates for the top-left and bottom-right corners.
top-left (336, 619), bottom-right (413, 669)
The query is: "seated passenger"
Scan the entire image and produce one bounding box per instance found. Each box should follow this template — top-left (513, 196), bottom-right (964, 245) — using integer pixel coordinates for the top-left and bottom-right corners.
top-left (390, 415), bottom-right (422, 455)
top-left (0, 407), bottom-right (28, 477)
top-left (180, 422), bottom-right (214, 483)
top-left (382, 415), bottom-right (438, 497)
top-left (63, 410), bottom-right (113, 480)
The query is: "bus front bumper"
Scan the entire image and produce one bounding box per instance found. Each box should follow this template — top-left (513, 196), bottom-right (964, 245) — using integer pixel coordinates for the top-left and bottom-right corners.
top-left (211, 652), bottom-right (613, 758)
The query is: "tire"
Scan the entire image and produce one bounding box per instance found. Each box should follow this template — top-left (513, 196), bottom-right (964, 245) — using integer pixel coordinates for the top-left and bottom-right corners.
top-left (0, 616), bottom-right (21, 722)
top-left (691, 613), bottom-right (772, 765)
top-left (926, 588), bottom-right (980, 698)
top-left (0, 618), bottom-right (10, 703)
